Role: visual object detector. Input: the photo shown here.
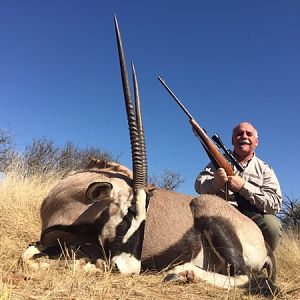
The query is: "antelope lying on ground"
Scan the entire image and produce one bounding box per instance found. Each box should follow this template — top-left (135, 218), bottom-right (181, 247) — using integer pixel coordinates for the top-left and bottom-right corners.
top-left (22, 17), bottom-right (276, 289)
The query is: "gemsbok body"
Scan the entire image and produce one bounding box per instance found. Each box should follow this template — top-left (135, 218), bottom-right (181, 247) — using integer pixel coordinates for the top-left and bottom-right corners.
top-left (22, 16), bottom-right (276, 289)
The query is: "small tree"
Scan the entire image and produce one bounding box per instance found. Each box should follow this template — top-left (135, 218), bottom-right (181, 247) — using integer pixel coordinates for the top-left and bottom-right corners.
top-left (23, 137), bottom-right (58, 175)
top-left (0, 128), bottom-right (17, 172)
top-left (278, 195), bottom-right (300, 235)
top-left (21, 137), bottom-right (118, 176)
top-left (150, 169), bottom-right (185, 191)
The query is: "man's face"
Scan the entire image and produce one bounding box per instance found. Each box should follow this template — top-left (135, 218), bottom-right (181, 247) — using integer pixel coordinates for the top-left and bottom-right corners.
top-left (232, 122), bottom-right (258, 157)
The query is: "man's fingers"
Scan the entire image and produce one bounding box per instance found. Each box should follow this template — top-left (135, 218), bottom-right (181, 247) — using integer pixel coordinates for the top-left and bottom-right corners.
top-left (214, 168), bottom-right (228, 188)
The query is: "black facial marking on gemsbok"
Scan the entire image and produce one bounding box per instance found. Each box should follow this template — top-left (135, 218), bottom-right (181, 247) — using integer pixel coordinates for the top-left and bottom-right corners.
top-left (22, 16), bottom-right (276, 290)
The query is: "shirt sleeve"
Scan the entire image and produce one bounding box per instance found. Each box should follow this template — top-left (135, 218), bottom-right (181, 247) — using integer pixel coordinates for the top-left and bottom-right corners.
top-left (194, 163), bottom-right (220, 194)
top-left (239, 165), bottom-right (282, 214)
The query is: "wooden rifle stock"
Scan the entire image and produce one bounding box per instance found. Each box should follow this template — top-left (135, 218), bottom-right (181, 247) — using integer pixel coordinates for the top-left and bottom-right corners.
top-left (158, 76), bottom-right (234, 176)
top-left (189, 119), bottom-right (234, 176)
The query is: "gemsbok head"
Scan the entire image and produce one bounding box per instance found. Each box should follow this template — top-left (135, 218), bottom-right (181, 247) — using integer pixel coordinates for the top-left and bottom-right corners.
top-left (22, 16), bottom-right (276, 290)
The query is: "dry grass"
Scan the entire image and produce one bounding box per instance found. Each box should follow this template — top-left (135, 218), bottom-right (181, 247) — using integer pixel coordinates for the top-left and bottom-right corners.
top-left (0, 171), bottom-right (299, 299)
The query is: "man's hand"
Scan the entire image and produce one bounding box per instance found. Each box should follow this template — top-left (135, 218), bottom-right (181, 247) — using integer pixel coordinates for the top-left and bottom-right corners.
top-left (227, 175), bottom-right (245, 192)
top-left (213, 168), bottom-right (228, 189)
top-left (214, 168), bottom-right (246, 192)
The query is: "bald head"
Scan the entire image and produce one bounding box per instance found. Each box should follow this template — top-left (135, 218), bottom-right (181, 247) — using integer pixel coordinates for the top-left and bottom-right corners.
top-left (232, 122), bottom-right (258, 138)
top-left (232, 122), bottom-right (258, 162)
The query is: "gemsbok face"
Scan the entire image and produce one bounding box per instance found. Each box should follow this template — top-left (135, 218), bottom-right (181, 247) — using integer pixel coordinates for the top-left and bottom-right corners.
top-left (22, 16), bottom-right (276, 290)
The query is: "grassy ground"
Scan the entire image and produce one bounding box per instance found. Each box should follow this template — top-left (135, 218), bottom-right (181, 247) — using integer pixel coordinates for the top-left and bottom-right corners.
top-left (0, 171), bottom-right (299, 299)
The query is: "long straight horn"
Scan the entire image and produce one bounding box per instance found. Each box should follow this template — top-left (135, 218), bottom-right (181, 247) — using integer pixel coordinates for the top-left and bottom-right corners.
top-left (132, 62), bottom-right (148, 187)
top-left (114, 16), bottom-right (145, 190)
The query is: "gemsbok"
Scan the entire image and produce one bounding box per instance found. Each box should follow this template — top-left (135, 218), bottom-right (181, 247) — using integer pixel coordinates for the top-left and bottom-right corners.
top-left (22, 16), bottom-right (276, 289)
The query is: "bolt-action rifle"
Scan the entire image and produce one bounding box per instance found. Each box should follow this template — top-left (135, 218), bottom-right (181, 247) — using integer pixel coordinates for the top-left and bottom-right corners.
top-left (158, 76), bottom-right (242, 174)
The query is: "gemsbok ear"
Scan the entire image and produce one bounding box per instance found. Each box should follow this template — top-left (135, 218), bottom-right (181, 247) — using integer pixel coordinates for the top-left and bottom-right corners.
top-left (86, 182), bottom-right (113, 201)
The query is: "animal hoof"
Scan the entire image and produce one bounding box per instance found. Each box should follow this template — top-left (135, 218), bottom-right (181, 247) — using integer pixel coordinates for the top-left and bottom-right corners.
top-left (179, 270), bottom-right (197, 283)
top-left (163, 271), bottom-right (197, 283)
top-left (163, 274), bottom-right (181, 282)
top-left (33, 252), bottom-right (49, 259)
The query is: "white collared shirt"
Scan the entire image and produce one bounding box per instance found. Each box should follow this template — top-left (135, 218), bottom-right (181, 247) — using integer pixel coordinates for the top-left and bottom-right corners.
top-left (194, 155), bottom-right (282, 214)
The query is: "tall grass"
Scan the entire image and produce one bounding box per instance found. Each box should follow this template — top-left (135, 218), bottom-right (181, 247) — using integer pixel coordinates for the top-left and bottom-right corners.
top-left (0, 168), bottom-right (299, 299)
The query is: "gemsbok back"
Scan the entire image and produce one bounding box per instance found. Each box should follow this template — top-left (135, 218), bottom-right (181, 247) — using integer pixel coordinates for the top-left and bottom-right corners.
top-left (22, 16), bottom-right (276, 289)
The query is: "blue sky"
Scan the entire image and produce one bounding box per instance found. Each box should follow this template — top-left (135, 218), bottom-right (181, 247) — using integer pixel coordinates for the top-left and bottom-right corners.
top-left (0, 1), bottom-right (299, 198)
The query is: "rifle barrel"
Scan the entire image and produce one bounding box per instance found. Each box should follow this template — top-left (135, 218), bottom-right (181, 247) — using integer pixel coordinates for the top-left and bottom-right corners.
top-left (158, 76), bottom-right (235, 177)
top-left (158, 77), bottom-right (193, 120)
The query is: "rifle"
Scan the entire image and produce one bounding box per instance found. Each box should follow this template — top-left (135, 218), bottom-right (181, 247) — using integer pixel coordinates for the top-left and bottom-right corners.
top-left (157, 76), bottom-right (237, 175)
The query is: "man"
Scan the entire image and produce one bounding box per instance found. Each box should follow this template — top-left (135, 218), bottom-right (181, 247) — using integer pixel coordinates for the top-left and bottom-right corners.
top-left (195, 122), bottom-right (282, 251)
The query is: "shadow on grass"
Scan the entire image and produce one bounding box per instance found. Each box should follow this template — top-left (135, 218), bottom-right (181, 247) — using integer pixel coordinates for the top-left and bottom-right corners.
top-left (243, 276), bottom-right (279, 298)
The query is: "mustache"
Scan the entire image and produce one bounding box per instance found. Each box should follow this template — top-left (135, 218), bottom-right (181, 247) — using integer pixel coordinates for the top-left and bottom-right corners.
top-left (238, 139), bottom-right (251, 145)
